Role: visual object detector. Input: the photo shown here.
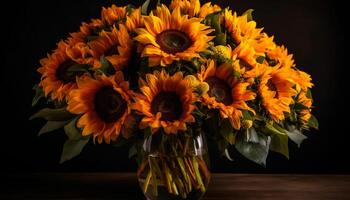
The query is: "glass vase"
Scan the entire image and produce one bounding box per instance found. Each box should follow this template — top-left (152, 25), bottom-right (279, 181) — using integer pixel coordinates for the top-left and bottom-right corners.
top-left (137, 132), bottom-right (211, 200)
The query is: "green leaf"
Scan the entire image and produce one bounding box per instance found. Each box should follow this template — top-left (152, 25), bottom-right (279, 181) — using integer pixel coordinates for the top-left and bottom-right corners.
top-left (306, 89), bottom-right (313, 100)
top-left (64, 117), bottom-right (82, 140)
top-left (293, 103), bottom-right (309, 111)
top-left (307, 115), bottom-right (319, 130)
top-left (99, 56), bottom-right (116, 75)
top-left (60, 137), bottom-right (89, 164)
top-left (215, 33), bottom-right (227, 46)
top-left (126, 4), bottom-right (135, 14)
top-left (242, 9), bottom-right (254, 22)
top-left (30, 107), bottom-right (74, 121)
top-left (38, 120), bottom-right (69, 136)
top-left (235, 128), bottom-right (270, 166)
top-left (211, 13), bottom-right (222, 33)
top-left (269, 132), bottom-right (289, 159)
top-left (256, 56), bottom-right (265, 64)
top-left (141, 0), bottom-right (151, 15)
top-left (288, 111), bottom-right (298, 123)
top-left (128, 145), bottom-right (138, 159)
top-left (242, 110), bottom-right (253, 120)
top-left (205, 12), bottom-right (223, 37)
top-left (285, 125), bottom-right (307, 148)
top-left (263, 122), bottom-right (285, 136)
top-left (32, 84), bottom-right (44, 107)
top-left (220, 119), bottom-right (236, 145)
top-left (191, 58), bottom-right (202, 70)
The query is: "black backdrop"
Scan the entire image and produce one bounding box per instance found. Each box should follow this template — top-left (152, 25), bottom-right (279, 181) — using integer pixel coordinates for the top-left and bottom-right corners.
top-left (2, 0), bottom-right (347, 173)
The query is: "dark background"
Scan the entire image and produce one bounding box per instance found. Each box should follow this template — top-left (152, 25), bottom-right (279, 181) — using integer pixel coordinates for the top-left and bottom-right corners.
top-left (2, 0), bottom-right (347, 174)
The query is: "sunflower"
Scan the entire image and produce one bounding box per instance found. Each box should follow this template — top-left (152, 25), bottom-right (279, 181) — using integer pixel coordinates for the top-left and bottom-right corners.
top-left (198, 60), bottom-right (256, 129)
top-left (296, 91), bottom-right (313, 123)
top-left (135, 5), bottom-right (214, 67)
top-left (66, 19), bottom-right (104, 64)
top-left (249, 33), bottom-right (276, 55)
top-left (215, 42), bottom-right (266, 79)
top-left (87, 24), bottom-right (133, 70)
top-left (125, 8), bottom-right (145, 31)
top-left (132, 70), bottom-right (197, 134)
top-left (101, 4), bottom-right (127, 26)
top-left (259, 67), bottom-right (298, 122)
top-left (198, 2), bottom-right (222, 18)
top-left (170, 0), bottom-right (221, 18)
top-left (67, 72), bottom-right (132, 144)
top-left (292, 69), bottom-right (313, 92)
top-left (265, 45), bottom-right (295, 69)
top-left (38, 41), bottom-right (86, 101)
top-left (223, 9), bottom-right (262, 46)
top-left (67, 19), bottom-right (104, 45)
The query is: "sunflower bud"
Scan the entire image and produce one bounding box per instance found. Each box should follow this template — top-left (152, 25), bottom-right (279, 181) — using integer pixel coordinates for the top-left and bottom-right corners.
top-left (195, 82), bottom-right (210, 96)
top-left (215, 45), bottom-right (231, 58)
top-left (185, 75), bottom-right (200, 87)
top-left (185, 75), bottom-right (209, 96)
top-left (242, 120), bottom-right (253, 129)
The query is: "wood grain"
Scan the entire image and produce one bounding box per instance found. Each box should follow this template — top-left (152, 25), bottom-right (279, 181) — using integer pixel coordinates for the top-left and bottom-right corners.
top-left (1, 173), bottom-right (350, 199)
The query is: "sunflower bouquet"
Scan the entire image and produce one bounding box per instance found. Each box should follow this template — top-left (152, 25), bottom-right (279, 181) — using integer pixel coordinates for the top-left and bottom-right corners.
top-left (31, 0), bottom-right (318, 199)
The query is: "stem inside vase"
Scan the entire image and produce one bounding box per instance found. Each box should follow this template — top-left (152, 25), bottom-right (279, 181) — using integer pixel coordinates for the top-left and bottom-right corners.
top-left (137, 133), bottom-right (211, 200)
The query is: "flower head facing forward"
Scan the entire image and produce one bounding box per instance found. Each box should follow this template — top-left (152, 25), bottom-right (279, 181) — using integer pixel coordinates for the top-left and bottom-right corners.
top-left (198, 60), bottom-right (256, 129)
top-left (67, 72), bottom-right (132, 144)
top-left (135, 5), bottom-right (214, 67)
top-left (132, 70), bottom-right (197, 134)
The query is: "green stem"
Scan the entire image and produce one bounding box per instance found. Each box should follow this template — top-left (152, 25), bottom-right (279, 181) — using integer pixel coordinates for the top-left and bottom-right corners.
top-left (183, 136), bottom-right (190, 156)
top-left (193, 156), bottom-right (206, 193)
top-left (150, 157), bottom-right (164, 185)
top-left (149, 157), bottom-right (158, 196)
top-left (143, 169), bottom-right (152, 194)
top-left (174, 173), bottom-right (187, 199)
top-left (161, 158), bottom-right (172, 194)
top-left (176, 157), bottom-right (191, 193)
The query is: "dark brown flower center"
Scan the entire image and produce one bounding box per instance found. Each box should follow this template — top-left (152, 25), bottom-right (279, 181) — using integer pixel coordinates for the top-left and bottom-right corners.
top-left (205, 77), bottom-right (233, 105)
top-left (156, 30), bottom-right (192, 54)
top-left (94, 86), bottom-right (127, 123)
top-left (151, 92), bottom-right (183, 121)
top-left (239, 60), bottom-right (253, 71)
top-left (266, 56), bottom-right (278, 67)
top-left (56, 60), bottom-right (82, 83)
top-left (105, 44), bottom-right (118, 56)
top-left (267, 79), bottom-right (279, 98)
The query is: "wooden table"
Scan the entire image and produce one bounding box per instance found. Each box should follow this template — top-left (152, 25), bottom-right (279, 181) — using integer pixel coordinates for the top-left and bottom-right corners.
top-left (2, 173), bottom-right (350, 199)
